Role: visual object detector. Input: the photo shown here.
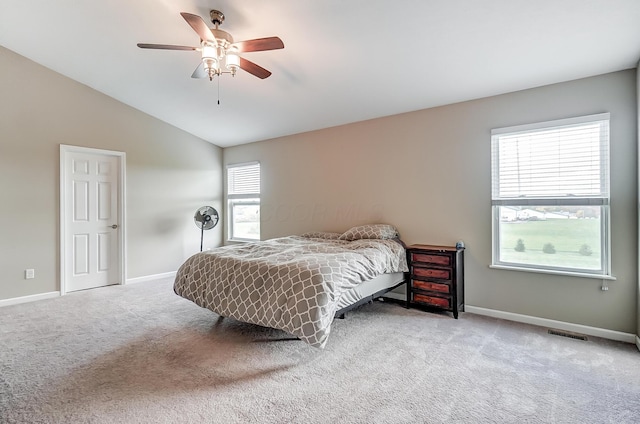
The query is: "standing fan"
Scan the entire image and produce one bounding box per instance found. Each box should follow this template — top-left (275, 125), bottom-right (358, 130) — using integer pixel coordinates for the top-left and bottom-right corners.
top-left (194, 206), bottom-right (219, 251)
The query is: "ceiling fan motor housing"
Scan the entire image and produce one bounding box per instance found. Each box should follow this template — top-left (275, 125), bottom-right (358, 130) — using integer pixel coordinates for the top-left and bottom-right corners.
top-left (208, 10), bottom-right (233, 50)
top-left (211, 29), bottom-right (233, 48)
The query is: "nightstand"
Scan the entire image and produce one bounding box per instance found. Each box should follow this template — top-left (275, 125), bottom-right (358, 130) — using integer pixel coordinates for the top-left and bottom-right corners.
top-left (406, 244), bottom-right (464, 318)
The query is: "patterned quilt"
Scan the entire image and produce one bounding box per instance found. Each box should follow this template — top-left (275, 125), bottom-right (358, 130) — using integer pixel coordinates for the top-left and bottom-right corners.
top-left (174, 236), bottom-right (408, 348)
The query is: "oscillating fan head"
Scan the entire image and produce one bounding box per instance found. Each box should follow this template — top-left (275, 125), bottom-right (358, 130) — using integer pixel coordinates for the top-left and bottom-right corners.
top-left (194, 206), bottom-right (219, 230)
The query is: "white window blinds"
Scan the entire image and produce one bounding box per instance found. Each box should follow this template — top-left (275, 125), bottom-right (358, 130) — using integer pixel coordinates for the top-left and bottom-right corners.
top-left (227, 162), bottom-right (260, 198)
top-left (491, 113), bottom-right (609, 205)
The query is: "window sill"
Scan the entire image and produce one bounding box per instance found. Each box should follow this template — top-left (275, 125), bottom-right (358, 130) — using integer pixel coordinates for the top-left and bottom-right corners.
top-left (489, 264), bottom-right (616, 280)
top-left (226, 238), bottom-right (259, 244)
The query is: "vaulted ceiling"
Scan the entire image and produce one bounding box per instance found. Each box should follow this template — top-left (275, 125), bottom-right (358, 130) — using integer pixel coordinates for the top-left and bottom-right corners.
top-left (1, 1), bottom-right (639, 147)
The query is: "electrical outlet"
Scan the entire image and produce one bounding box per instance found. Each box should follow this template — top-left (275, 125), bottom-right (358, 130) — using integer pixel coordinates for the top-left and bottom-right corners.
top-left (25, 269), bottom-right (35, 279)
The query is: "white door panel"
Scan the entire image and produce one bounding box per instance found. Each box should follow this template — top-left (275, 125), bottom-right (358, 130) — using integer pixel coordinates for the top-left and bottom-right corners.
top-left (63, 148), bottom-right (122, 292)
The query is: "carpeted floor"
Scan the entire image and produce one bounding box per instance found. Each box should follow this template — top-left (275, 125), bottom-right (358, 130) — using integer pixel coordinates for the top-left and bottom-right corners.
top-left (1, 277), bottom-right (639, 423)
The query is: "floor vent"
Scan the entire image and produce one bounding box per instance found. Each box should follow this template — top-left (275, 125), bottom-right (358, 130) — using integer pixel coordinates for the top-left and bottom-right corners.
top-left (548, 329), bottom-right (588, 341)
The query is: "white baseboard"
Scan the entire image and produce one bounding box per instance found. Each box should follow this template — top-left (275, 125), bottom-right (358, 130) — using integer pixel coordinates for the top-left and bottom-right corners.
top-left (0, 291), bottom-right (60, 308)
top-left (126, 271), bottom-right (177, 285)
top-left (382, 296), bottom-right (635, 346)
top-left (0, 272), bottom-right (177, 308)
top-left (466, 305), bottom-right (637, 344)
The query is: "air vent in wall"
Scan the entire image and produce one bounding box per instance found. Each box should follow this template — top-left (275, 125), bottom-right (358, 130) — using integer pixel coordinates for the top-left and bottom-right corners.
top-left (548, 329), bottom-right (588, 341)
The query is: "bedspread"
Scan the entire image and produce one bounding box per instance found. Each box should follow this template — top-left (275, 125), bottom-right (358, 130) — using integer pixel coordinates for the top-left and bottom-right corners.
top-left (174, 236), bottom-right (407, 348)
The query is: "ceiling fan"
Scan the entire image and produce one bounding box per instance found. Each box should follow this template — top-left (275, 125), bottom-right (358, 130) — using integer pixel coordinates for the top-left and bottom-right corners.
top-left (137, 10), bottom-right (284, 80)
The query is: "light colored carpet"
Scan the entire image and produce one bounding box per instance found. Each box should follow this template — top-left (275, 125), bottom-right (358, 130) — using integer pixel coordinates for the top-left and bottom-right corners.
top-left (1, 277), bottom-right (639, 423)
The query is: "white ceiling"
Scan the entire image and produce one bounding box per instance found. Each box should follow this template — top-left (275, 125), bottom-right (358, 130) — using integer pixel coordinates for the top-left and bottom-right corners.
top-left (1, 1), bottom-right (639, 148)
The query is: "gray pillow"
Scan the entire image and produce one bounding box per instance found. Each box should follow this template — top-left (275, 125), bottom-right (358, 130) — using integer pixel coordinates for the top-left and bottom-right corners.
top-left (300, 231), bottom-right (342, 240)
top-left (338, 224), bottom-right (399, 241)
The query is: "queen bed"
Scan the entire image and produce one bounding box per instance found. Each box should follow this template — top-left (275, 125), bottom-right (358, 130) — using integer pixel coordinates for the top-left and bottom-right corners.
top-left (173, 224), bottom-right (408, 348)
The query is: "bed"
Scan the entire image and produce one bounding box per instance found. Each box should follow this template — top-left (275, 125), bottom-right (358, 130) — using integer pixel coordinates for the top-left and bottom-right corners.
top-left (174, 224), bottom-right (408, 348)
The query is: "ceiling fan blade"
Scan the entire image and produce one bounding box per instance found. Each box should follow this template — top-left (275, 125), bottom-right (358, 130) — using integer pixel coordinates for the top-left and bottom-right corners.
top-left (191, 62), bottom-right (207, 79)
top-left (239, 57), bottom-right (271, 79)
top-left (232, 37), bottom-right (284, 53)
top-left (137, 43), bottom-right (197, 51)
top-left (180, 12), bottom-right (217, 46)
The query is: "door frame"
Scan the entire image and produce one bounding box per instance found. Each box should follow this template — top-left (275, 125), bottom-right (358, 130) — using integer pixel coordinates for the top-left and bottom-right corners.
top-left (59, 144), bottom-right (126, 295)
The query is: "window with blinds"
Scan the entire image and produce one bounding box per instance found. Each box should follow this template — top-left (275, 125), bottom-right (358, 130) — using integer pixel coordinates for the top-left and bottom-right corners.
top-left (227, 162), bottom-right (260, 241)
top-left (490, 113), bottom-right (611, 277)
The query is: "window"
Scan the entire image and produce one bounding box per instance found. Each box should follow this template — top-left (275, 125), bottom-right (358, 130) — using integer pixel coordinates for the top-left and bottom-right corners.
top-left (491, 113), bottom-right (611, 278)
top-left (227, 162), bottom-right (260, 241)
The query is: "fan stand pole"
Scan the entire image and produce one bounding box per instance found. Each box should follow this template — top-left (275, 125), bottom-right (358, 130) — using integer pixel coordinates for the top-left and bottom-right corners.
top-left (200, 225), bottom-right (204, 252)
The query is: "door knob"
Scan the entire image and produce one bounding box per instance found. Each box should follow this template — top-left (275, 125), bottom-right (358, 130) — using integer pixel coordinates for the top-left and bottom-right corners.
top-left (110, 224), bottom-right (118, 229)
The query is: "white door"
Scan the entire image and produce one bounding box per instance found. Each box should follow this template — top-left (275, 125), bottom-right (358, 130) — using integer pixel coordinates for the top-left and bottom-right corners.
top-left (61, 146), bottom-right (124, 292)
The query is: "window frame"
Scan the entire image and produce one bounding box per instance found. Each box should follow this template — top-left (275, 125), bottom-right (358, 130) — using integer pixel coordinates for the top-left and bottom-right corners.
top-left (226, 161), bottom-right (260, 242)
top-left (490, 113), bottom-right (613, 279)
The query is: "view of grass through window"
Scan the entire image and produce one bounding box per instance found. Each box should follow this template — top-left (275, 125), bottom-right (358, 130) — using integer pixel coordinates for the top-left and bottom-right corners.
top-left (232, 203), bottom-right (260, 240)
top-left (498, 206), bottom-right (601, 271)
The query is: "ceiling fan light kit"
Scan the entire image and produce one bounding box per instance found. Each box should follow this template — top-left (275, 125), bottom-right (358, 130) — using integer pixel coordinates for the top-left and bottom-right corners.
top-left (199, 10), bottom-right (238, 80)
top-left (138, 9), bottom-right (284, 82)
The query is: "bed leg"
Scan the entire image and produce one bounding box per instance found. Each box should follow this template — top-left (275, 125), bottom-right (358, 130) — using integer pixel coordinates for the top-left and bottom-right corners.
top-left (337, 313), bottom-right (346, 320)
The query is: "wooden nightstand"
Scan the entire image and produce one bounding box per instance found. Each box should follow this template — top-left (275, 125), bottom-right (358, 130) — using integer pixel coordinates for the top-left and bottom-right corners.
top-left (406, 244), bottom-right (465, 318)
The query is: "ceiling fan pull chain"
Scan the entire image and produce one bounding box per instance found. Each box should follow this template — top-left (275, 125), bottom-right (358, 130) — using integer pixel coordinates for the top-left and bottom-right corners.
top-left (217, 76), bottom-right (221, 105)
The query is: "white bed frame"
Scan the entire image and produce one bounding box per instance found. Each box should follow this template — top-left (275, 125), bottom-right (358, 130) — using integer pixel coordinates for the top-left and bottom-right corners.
top-left (334, 272), bottom-right (406, 318)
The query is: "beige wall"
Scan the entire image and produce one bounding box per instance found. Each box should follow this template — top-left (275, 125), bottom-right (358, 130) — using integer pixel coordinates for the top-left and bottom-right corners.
top-left (2, 43), bottom-right (637, 336)
top-left (224, 70), bottom-right (638, 335)
top-left (0, 46), bottom-right (223, 301)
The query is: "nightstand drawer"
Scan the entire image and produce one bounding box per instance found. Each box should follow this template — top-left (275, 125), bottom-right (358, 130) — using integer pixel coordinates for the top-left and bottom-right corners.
top-left (412, 280), bottom-right (450, 294)
top-left (413, 267), bottom-right (450, 280)
top-left (413, 294), bottom-right (451, 309)
top-left (411, 253), bottom-right (451, 266)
